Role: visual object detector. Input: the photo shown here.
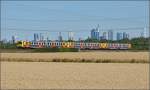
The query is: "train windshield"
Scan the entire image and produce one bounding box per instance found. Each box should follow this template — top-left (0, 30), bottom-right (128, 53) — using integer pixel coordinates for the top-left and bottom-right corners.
top-left (17, 41), bottom-right (22, 44)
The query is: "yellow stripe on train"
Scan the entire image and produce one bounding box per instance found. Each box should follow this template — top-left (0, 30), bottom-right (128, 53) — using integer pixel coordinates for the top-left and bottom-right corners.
top-left (99, 43), bottom-right (108, 49)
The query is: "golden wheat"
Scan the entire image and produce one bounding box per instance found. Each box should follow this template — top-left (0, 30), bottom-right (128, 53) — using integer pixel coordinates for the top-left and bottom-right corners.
top-left (1, 62), bottom-right (149, 89)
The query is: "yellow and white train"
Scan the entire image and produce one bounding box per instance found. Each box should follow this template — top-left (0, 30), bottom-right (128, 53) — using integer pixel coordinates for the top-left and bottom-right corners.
top-left (16, 40), bottom-right (131, 50)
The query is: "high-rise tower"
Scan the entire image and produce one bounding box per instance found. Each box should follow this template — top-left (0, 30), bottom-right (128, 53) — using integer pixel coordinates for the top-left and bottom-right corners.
top-left (58, 32), bottom-right (63, 41)
top-left (91, 24), bottom-right (100, 40)
top-left (68, 31), bottom-right (74, 41)
top-left (108, 30), bottom-right (113, 40)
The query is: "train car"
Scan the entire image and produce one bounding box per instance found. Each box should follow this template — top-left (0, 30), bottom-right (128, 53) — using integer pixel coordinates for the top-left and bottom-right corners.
top-left (16, 41), bottom-right (31, 48)
top-left (79, 42), bottom-right (84, 49)
top-left (84, 42), bottom-right (90, 49)
top-left (109, 43), bottom-right (122, 49)
top-left (99, 43), bottom-right (108, 49)
top-left (128, 44), bottom-right (132, 49)
top-left (74, 42), bottom-right (80, 49)
top-left (119, 43), bottom-right (130, 49)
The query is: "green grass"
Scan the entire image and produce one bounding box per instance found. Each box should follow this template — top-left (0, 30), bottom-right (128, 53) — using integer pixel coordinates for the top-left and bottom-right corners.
top-left (33, 48), bottom-right (79, 52)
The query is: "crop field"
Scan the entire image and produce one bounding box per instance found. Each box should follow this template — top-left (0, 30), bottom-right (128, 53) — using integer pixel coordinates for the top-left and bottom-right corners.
top-left (1, 62), bottom-right (149, 89)
top-left (1, 52), bottom-right (149, 89)
top-left (1, 52), bottom-right (149, 63)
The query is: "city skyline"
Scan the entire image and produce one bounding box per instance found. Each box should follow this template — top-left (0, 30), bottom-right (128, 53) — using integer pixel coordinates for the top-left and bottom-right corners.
top-left (1, 25), bottom-right (149, 42)
top-left (1, 1), bottom-right (149, 41)
top-left (3, 25), bottom-right (149, 44)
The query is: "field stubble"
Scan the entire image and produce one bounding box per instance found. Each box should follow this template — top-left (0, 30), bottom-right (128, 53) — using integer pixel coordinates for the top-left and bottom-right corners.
top-left (1, 62), bottom-right (149, 89)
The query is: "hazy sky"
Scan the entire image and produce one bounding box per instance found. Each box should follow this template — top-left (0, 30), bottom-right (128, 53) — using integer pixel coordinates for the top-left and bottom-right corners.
top-left (1, 1), bottom-right (149, 41)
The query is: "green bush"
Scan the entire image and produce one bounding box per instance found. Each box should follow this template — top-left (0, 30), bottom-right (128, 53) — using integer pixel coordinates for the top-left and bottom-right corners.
top-left (32, 48), bottom-right (79, 52)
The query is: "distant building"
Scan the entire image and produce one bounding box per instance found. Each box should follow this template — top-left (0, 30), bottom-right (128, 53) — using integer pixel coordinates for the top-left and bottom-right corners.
top-left (34, 33), bottom-right (36, 41)
top-left (91, 24), bottom-right (100, 40)
top-left (102, 32), bottom-right (107, 40)
top-left (39, 33), bottom-right (44, 41)
top-left (123, 32), bottom-right (126, 39)
top-left (34, 33), bottom-right (38, 41)
top-left (126, 33), bottom-right (130, 39)
top-left (99, 36), bottom-right (103, 40)
top-left (11, 36), bottom-right (15, 44)
top-left (117, 32), bottom-right (123, 40)
top-left (108, 30), bottom-right (113, 40)
top-left (123, 32), bottom-right (129, 39)
top-left (68, 32), bottom-right (74, 41)
top-left (58, 32), bottom-right (63, 41)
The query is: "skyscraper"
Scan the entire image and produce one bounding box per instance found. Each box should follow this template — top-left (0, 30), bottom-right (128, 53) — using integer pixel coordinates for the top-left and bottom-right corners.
top-left (126, 34), bottom-right (129, 39)
top-left (123, 32), bottom-right (126, 39)
top-left (68, 32), bottom-right (74, 41)
top-left (108, 30), bottom-right (113, 40)
top-left (91, 24), bottom-right (100, 40)
top-left (123, 32), bottom-right (129, 39)
top-left (12, 35), bottom-right (15, 44)
top-left (117, 32), bottom-right (123, 40)
top-left (34, 33), bottom-right (37, 41)
top-left (102, 32), bottom-right (107, 40)
top-left (34, 33), bottom-right (39, 41)
top-left (58, 32), bottom-right (63, 41)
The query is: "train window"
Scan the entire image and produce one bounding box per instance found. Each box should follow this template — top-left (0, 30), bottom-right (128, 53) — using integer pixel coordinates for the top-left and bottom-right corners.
top-left (86, 43), bottom-right (88, 46)
top-left (17, 41), bottom-right (22, 44)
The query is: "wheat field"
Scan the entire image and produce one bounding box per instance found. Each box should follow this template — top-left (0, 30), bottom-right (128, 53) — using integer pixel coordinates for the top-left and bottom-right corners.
top-left (1, 62), bottom-right (149, 89)
top-left (1, 52), bottom-right (149, 62)
top-left (1, 52), bottom-right (149, 89)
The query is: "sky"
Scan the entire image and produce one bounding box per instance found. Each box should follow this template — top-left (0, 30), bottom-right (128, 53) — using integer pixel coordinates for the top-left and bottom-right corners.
top-left (1, 1), bottom-right (149, 41)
